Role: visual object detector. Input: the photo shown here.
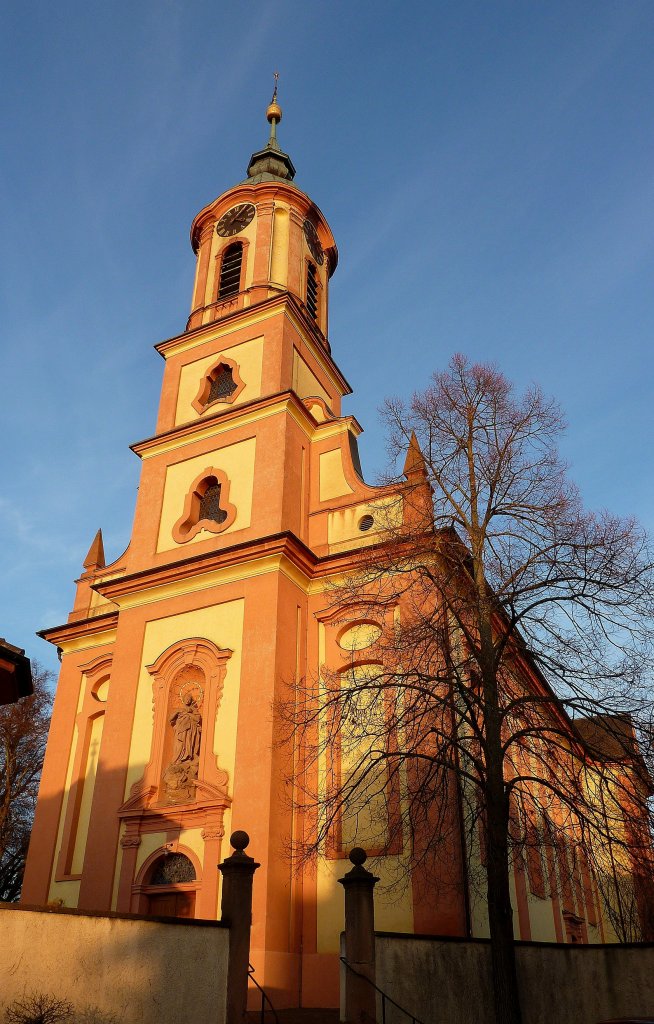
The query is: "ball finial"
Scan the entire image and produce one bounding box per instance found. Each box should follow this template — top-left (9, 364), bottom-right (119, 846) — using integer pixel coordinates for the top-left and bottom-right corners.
top-left (267, 70), bottom-right (282, 124)
top-left (230, 830), bottom-right (250, 852)
top-left (267, 101), bottom-right (282, 124)
top-left (349, 847), bottom-right (367, 866)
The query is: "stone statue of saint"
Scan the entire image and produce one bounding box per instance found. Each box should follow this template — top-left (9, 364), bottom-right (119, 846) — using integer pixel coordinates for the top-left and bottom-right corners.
top-left (162, 692), bottom-right (202, 803)
top-left (169, 693), bottom-right (202, 763)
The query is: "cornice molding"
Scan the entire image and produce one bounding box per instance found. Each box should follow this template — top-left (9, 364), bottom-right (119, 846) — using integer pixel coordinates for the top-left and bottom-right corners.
top-left (39, 610), bottom-right (119, 648)
top-left (38, 533), bottom-right (403, 639)
top-left (131, 391), bottom-right (313, 458)
top-left (189, 181), bottom-right (337, 266)
top-left (94, 531), bottom-right (318, 605)
top-left (154, 293), bottom-right (351, 395)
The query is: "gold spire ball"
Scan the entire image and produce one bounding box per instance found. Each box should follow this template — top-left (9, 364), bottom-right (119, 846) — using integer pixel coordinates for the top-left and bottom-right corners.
top-left (267, 71), bottom-right (282, 124)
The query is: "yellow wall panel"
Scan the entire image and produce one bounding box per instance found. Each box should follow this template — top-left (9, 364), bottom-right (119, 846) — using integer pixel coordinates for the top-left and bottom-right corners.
top-left (46, 878), bottom-right (81, 907)
top-left (156, 437), bottom-right (256, 553)
top-left (175, 336), bottom-right (264, 426)
top-left (70, 714), bottom-right (105, 875)
top-left (528, 895), bottom-right (558, 942)
top-left (327, 497), bottom-right (402, 549)
top-left (49, 715), bottom-right (82, 903)
top-left (123, 599), bottom-right (245, 802)
top-left (134, 831), bottom-right (168, 878)
top-left (292, 350), bottom-right (331, 405)
top-left (316, 855), bottom-right (413, 953)
top-left (270, 204), bottom-right (290, 288)
top-left (319, 449), bottom-right (354, 502)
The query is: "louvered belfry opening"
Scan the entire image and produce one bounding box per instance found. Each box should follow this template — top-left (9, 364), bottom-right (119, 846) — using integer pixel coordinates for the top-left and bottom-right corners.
top-left (199, 479), bottom-right (228, 525)
top-left (208, 364), bottom-right (238, 404)
top-left (306, 262), bottom-right (318, 320)
top-left (219, 242), bottom-right (243, 297)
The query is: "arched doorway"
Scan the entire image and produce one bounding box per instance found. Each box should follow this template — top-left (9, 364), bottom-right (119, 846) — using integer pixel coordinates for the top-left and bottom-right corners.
top-left (141, 852), bottom-right (198, 918)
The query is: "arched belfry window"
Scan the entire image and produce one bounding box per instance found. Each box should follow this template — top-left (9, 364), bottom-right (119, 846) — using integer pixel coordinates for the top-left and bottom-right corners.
top-left (172, 468), bottom-right (237, 543)
top-left (219, 242), bottom-right (243, 297)
top-left (192, 357), bottom-right (245, 415)
top-left (208, 363), bottom-right (238, 404)
top-left (199, 478), bottom-right (228, 526)
top-left (306, 262), bottom-right (319, 321)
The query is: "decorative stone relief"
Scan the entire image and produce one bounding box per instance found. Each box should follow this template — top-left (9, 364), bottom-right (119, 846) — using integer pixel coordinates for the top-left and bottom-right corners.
top-left (162, 684), bottom-right (203, 803)
top-left (115, 637), bottom-right (233, 915)
top-left (120, 833), bottom-right (142, 849)
top-left (201, 825), bottom-right (225, 842)
top-left (120, 640), bottom-right (232, 812)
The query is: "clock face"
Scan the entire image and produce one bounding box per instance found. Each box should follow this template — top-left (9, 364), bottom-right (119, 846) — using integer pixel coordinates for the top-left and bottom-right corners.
top-left (216, 203), bottom-right (256, 237)
top-left (303, 219), bottom-right (324, 265)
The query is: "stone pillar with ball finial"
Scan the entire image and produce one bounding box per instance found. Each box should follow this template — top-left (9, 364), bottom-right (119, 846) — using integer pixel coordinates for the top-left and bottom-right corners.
top-left (219, 830), bottom-right (260, 1024)
top-left (339, 847), bottom-right (380, 1024)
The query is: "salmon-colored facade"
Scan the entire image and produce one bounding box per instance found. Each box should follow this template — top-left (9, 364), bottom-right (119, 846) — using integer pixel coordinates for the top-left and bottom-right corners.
top-left (23, 101), bottom-right (652, 1008)
top-left (23, 103), bottom-right (424, 1007)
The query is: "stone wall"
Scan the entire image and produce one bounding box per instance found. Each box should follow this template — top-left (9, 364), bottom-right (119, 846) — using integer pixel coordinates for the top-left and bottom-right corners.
top-left (376, 932), bottom-right (654, 1024)
top-left (0, 903), bottom-right (229, 1024)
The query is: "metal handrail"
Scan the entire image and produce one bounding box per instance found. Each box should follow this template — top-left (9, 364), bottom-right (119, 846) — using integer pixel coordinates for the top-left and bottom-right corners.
top-left (247, 962), bottom-right (280, 1024)
top-left (340, 956), bottom-right (427, 1024)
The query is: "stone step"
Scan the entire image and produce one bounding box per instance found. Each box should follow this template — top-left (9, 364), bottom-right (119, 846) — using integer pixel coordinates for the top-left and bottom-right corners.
top-left (246, 1009), bottom-right (340, 1024)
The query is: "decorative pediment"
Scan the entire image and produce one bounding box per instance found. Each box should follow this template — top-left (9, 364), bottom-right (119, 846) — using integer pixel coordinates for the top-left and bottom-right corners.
top-left (194, 778), bottom-right (230, 804)
top-left (146, 637), bottom-right (232, 680)
top-left (118, 785), bottom-right (158, 815)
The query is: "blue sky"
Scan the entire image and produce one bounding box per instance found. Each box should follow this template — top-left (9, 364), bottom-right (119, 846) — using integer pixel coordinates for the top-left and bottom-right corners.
top-left (1, 1), bottom-right (653, 677)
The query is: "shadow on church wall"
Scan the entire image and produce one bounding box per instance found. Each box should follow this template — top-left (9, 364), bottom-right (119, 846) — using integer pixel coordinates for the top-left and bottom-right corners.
top-left (3, 763), bottom-right (231, 1024)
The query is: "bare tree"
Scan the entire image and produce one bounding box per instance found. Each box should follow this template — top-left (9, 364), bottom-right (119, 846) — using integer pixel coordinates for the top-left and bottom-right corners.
top-left (0, 664), bottom-right (52, 901)
top-left (284, 355), bottom-right (654, 1024)
top-left (5, 993), bottom-right (72, 1024)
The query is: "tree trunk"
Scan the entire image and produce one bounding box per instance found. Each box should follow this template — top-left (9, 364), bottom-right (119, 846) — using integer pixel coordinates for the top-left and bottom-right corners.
top-left (486, 790), bottom-right (522, 1024)
top-left (478, 602), bottom-right (523, 1024)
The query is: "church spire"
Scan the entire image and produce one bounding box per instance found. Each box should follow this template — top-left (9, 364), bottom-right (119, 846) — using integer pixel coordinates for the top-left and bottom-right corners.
top-left (403, 431), bottom-right (429, 481)
top-left (82, 528), bottom-right (105, 573)
top-left (246, 74), bottom-right (296, 183)
top-left (266, 71), bottom-right (282, 148)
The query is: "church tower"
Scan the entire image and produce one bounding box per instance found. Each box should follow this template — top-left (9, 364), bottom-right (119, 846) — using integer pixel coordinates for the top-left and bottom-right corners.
top-left (23, 92), bottom-right (466, 1008)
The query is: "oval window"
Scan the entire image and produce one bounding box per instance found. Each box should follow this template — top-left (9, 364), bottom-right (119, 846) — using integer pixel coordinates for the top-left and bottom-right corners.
top-left (337, 623), bottom-right (382, 652)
